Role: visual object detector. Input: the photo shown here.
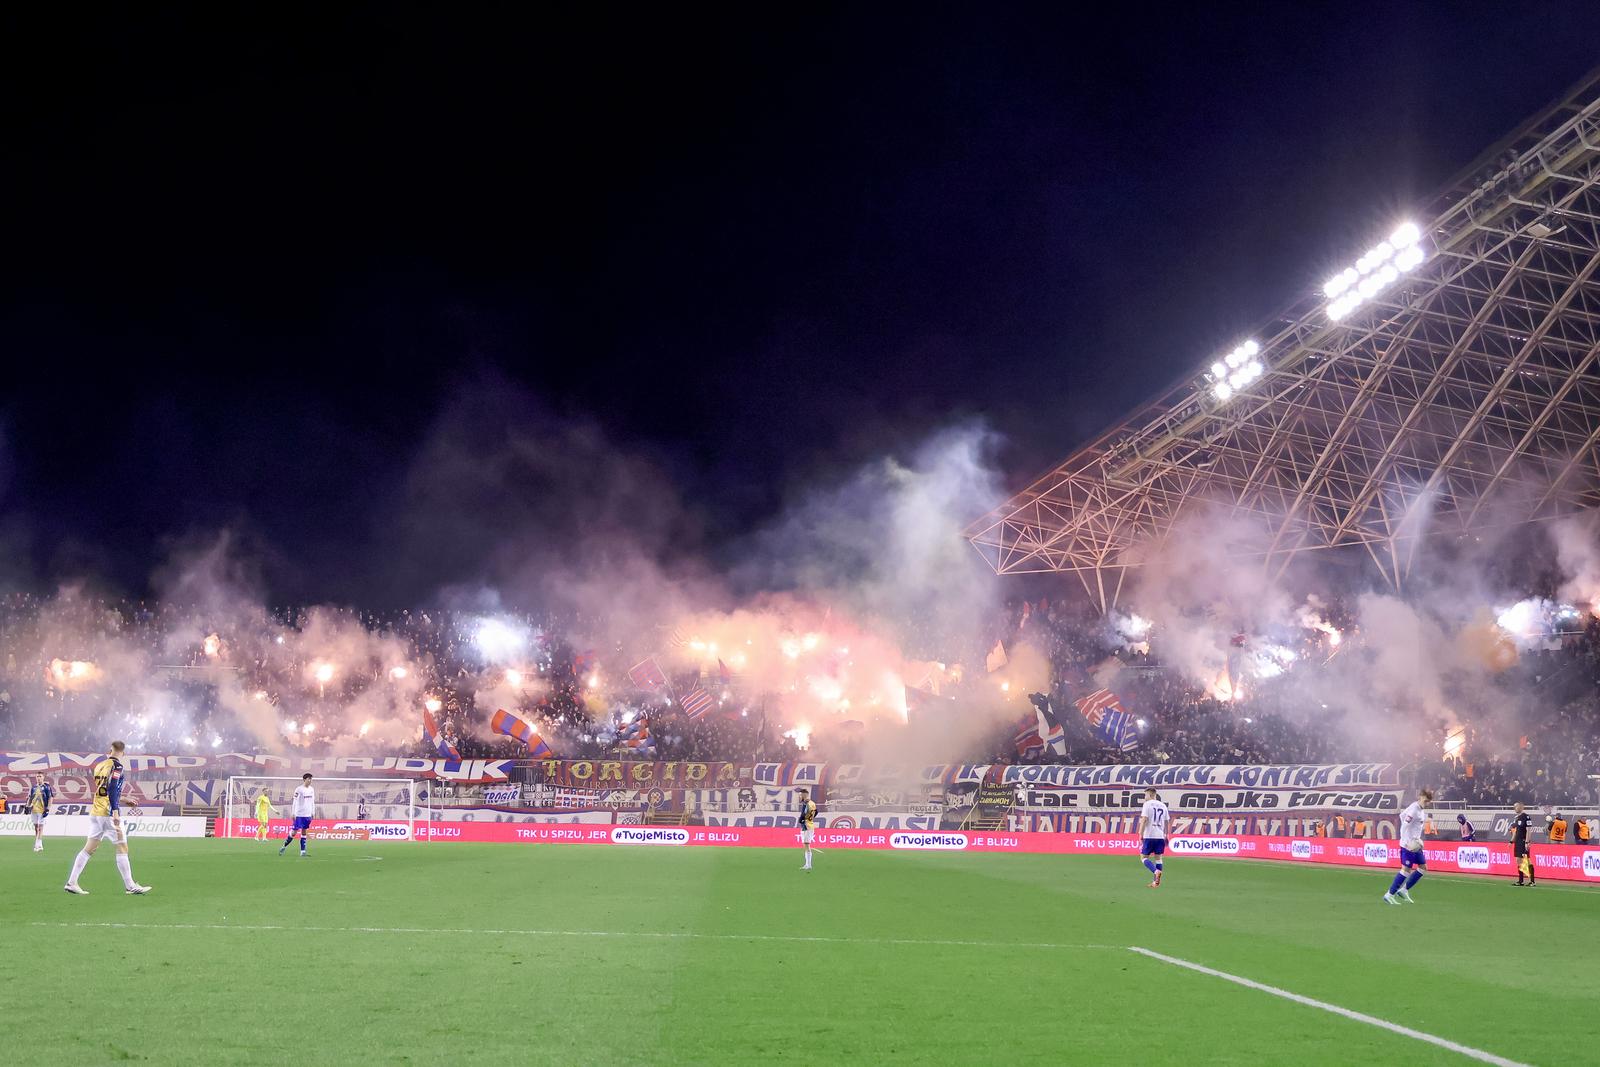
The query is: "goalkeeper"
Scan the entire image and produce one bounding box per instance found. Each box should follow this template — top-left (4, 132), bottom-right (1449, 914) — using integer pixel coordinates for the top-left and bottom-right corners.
top-left (255, 790), bottom-right (278, 842)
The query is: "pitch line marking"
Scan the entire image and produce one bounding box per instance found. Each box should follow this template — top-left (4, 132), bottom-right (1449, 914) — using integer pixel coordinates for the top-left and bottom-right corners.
top-left (1127, 947), bottom-right (1530, 1067)
top-left (31, 921), bottom-right (1117, 951)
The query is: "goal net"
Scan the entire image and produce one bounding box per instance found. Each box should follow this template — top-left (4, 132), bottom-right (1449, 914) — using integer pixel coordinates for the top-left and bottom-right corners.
top-left (222, 776), bottom-right (430, 842)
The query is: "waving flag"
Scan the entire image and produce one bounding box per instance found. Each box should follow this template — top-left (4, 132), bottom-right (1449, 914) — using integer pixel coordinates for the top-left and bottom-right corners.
top-left (717, 658), bottom-right (733, 683)
top-left (628, 658), bottom-right (671, 695)
top-left (679, 687), bottom-right (715, 720)
top-left (491, 708), bottom-right (555, 758)
top-left (1013, 715), bottom-right (1045, 760)
top-left (422, 707), bottom-right (460, 761)
top-left (617, 715), bottom-right (657, 755)
top-left (1033, 698), bottom-right (1066, 755)
top-left (1073, 689), bottom-right (1140, 752)
top-left (986, 640), bottom-right (1008, 673)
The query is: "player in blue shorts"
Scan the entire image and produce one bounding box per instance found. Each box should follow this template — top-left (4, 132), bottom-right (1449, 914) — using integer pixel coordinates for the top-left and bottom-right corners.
top-left (1384, 788), bottom-right (1433, 904)
top-left (1138, 787), bottom-right (1170, 888)
top-left (280, 773), bottom-right (315, 857)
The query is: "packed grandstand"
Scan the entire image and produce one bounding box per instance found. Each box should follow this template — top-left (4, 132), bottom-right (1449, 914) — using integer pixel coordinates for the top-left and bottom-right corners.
top-left (3, 588), bottom-right (1596, 839)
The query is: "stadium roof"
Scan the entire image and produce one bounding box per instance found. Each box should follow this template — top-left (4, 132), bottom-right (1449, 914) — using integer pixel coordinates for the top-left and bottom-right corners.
top-left (968, 68), bottom-right (1600, 608)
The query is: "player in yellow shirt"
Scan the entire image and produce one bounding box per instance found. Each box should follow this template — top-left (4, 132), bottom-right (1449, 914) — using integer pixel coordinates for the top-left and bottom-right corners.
top-left (27, 773), bottom-right (54, 853)
top-left (255, 791), bottom-right (277, 841)
top-left (63, 740), bottom-right (151, 896)
top-left (797, 788), bottom-right (818, 871)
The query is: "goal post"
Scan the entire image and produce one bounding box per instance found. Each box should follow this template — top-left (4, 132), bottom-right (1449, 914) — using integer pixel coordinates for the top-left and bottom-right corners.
top-left (222, 776), bottom-right (431, 842)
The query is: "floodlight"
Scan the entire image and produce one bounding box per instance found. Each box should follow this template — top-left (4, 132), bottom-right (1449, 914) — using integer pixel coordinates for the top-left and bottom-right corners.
top-left (1324, 221), bottom-right (1426, 321)
top-left (1390, 221), bottom-right (1421, 247)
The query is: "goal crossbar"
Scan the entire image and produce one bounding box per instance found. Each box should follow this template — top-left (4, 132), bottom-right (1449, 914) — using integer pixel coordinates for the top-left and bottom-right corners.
top-left (222, 775), bottom-right (430, 842)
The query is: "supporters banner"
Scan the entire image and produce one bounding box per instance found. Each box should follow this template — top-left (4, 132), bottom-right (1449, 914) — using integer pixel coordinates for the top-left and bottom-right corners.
top-left (1008, 810), bottom-right (1398, 839)
top-left (752, 763), bottom-right (828, 787)
top-left (1010, 785), bottom-right (1402, 814)
top-left (997, 763), bottom-right (1398, 788)
top-left (531, 760), bottom-right (748, 788)
top-left (433, 808), bottom-right (615, 825)
top-left (0, 752), bottom-right (513, 783)
top-left (2, 773), bottom-right (221, 808)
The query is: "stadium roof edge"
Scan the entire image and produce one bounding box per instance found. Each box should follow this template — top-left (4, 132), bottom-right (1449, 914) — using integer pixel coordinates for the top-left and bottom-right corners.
top-left (969, 68), bottom-right (1600, 603)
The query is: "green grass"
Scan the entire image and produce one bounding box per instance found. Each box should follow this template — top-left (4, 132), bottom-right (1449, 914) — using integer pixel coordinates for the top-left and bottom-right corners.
top-left (3, 839), bottom-right (1593, 1066)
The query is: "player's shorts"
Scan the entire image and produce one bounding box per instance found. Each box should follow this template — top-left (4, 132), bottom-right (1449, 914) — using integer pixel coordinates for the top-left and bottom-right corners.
top-left (87, 815), bottom-right (124, 842)
top-left (800, 828), bottom-right (814, 844)
top-left (31, 812), bottom-right (46, 826)
top-left (1140, 837), bottom-right (1166, 856)
top-left (257, 816), bottom-right (269, 828)
top-left (1512, 841), bottom-right (1530, 857)
top-left (291, 816), bottom-right (312, 832)
top-left (1399, 846), bottom-right (1426, 868)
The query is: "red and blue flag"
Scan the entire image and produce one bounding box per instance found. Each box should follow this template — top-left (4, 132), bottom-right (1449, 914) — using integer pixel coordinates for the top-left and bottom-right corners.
top-left (422, 707), bottom-right (460, 761)
top-left (628, 658), bottom-right (671, 695)
top-left (679, 687), bottom-right (714, 720)
top-left (491, 708), bottom-right (555, 758)
top-left (1073, 689), bottom-right (1140, 752)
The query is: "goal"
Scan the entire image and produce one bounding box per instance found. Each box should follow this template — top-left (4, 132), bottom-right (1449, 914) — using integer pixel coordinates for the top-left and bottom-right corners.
top-left (221, 776), bottom-right (431, 842)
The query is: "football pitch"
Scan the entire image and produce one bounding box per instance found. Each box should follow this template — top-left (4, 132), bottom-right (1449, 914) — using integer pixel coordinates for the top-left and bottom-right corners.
top-left (4, 840), bottom-right (1593, 1066)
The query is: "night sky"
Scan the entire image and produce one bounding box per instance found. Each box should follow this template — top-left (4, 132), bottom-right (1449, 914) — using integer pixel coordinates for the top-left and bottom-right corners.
top-left (3, 7), bottom-right (1598, 604)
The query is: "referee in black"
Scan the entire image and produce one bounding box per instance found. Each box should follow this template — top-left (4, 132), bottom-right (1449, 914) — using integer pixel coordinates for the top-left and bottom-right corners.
top-left (1509, 802), bottom-right (1536, 886)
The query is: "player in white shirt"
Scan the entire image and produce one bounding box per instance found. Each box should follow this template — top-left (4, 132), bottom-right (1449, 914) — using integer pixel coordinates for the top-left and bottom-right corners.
top-left (279, 773), bottom-right (316, 857)
top-left (1137, 787), bottom-right (1170, 888)
top-left (1383, 788), bottom-right (1433, 904)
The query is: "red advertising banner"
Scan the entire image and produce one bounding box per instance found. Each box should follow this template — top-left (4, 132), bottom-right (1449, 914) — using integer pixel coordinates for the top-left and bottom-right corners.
top-left (209, 820), bottom-right (1600, 882)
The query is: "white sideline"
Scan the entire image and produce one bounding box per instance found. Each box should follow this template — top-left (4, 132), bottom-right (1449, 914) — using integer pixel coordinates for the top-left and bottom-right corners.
top-left (31, 921), bottom-right (1117, 952)
top-left (1128, 946), bottom-right (1530, 1067)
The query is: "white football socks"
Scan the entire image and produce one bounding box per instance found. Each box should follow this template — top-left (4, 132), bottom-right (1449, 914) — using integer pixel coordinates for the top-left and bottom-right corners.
top-left (115, 852), bottom-right (137, 890)
top-left (69, 849), bottom-right (91, 885)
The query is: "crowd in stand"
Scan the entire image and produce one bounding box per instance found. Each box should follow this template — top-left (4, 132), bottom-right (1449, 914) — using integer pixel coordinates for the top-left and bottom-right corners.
top-left (2, 591), bottom-right (1597, 806)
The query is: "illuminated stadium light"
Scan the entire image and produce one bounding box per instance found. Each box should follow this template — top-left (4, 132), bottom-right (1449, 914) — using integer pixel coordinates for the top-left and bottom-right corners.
top-left (1325, 221), bottom-right (1425, 320)
top-left (1207, 339), bottom-right (1264, 403)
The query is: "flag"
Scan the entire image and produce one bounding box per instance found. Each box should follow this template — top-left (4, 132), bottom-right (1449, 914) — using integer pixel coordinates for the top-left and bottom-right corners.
top-left (491, 708), bottom-right (555, 758)
top-left (1073, 689), bottom-right (1140, 752)
top-left (985, 640), bottom-right (1008, 673)
top-left (667, 627), bottom-right (689, 648)
top-left (904, 684), bottom-right (936, 716)
top-left (617, 715), bottom-right (657, 755)
top-left (1031, 696), bottom-right (1066, 755)
top-left (422, 707), bottom-right (459, 761)
top-left (679, 687), bottom-right (714, 720)
top-left (628, 658), bottom-right (671, 694)
top-left (1020, 601), bottom-right (1032, 627)
top-left (717, 658), bottom-right (733, 683)
top-left (1013, 715), bottom-right (1045, 760)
